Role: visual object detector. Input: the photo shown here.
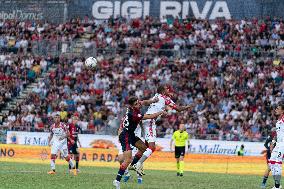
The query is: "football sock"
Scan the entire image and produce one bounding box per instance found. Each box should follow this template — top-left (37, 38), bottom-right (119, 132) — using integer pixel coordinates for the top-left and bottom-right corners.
top-left (180, 161), bottom-right (184, 174)
top-left (262, 176), bottom-right (268, 184)
top-left (50, 159), bottom-right (55, 170)
top-left (177, 161), bottom-right (180, 173)
top-left (137, 148), bottom-right (153, 164)
top-left (125, 168), bottom-right (130, 176)
top-left (273, 175), bottom-right (281, 188)
top-left (68, 159), bottom-right (75, 169)
top-left (76, 157), bottom-right (79, 169)
top-left (69, 164), bottom-right (71, 170)
top-left (131, 152), bottom-right (142, 166)
top-left (116, 163), bottom-right (127, 182)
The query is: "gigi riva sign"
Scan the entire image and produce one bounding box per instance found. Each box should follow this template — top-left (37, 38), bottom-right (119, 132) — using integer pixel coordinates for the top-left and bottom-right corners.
top-left (92, 1), bottom-right (231, 20)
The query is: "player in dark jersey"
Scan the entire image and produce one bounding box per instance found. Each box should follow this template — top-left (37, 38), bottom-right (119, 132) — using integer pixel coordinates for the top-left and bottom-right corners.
top-left (261, 131), bottom-right (276, 188)
top-left (68, 113), bottom-right (82, 173)
top-left (113, 96), bottom-right (166, 189)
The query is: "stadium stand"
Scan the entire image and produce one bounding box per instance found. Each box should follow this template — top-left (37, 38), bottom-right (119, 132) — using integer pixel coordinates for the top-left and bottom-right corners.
top-left (0, 17), bottom-right (283, 142)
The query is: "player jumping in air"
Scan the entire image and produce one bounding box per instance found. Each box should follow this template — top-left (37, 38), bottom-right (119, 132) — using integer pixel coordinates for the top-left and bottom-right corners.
top-left (261, 130), bottom-right (276, 188)
top-left (113, 96), bottom-right (166, 189)
top-left (48, 113), bottom-right (76, 175)
top-left (68, 113), bottom-right (82, 173)
top-left (132, 85), bottom-right (195, 175)
top-left (268, 102), bottom-right (284, 189)
top-left (170, 123), bottom-right (190, 177)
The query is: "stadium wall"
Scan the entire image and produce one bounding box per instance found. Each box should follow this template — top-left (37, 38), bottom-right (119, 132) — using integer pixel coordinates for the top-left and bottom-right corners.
top-left (6, 131), bottom-right (265, 156)
top-left (0, 144), bottom-right (269, 175)
top-left (0, 0), bottom-right (283, 23)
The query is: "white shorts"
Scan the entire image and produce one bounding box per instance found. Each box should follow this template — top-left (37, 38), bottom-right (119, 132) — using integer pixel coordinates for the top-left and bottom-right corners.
top-left (51, 140), bottom-right (68, 158)
top-left (142, 119), bottom-right (156, 143)
top-left (269, 142), bottom-right (284, 163)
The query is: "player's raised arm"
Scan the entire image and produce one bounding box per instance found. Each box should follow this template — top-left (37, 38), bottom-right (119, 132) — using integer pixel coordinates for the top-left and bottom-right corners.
top-left (140, 97), bottom-right (159, 106)
top-left (172, 98), bottom-right (201, 112)
top-left (142, 111), bottom-right (166, 120)
top-left (173, 104), bottom-right (193, 112)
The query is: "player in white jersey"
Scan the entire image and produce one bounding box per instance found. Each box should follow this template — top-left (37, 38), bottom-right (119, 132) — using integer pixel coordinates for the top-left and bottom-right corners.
top-left (268, 103), bottom-right (284, 189)
top-left (47, 113), bottom-right (76, 175)
top-left (132, 85), bottom-right (195, 174)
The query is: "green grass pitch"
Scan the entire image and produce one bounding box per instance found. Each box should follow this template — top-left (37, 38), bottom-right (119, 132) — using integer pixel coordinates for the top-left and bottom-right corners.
top-left (0, 162), bottom-right (276, 189)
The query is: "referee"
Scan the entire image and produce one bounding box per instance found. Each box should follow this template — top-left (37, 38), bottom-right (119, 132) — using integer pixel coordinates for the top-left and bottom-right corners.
top-left (170, 123), bottom-right (189, 176)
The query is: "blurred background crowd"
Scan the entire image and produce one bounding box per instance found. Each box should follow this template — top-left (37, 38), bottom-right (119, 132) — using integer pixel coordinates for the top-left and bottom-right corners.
top-left (0, 16), bottom-right (283, 142)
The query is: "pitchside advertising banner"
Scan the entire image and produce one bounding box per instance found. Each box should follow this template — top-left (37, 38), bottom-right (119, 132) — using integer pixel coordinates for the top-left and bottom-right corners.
top-left (6, 131), bottom-right (265, 156)
top-left (0, 0), bottom-right (284, 22)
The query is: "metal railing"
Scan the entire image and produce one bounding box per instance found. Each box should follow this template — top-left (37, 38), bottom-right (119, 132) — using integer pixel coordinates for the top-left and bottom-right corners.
top-left (0, 40), bottom-right (280, 59)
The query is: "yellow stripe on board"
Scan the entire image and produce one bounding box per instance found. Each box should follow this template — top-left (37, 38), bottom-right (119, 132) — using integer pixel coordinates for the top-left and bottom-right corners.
top-left (0, 144), bottom-right (269, 175)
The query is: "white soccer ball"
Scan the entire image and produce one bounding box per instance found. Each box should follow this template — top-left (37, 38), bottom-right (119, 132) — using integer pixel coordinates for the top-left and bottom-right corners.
top-left (85, 57), bottom-right (97, 68)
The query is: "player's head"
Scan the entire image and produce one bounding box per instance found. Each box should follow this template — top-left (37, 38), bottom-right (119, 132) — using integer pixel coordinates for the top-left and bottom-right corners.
top-left (54, 113), bottom-right (60, 123)
top-left (179, 123), bottom-right (185, 132)
top-left (275, 102), bottom-right (284, 116)
top-left (157, 85), bottom-right (168, 95)
top-left (157, 85), bottom-right (174, 97)
top-left (128, 96), bottom-right (141, 109)
top-left (72, 113), bottom-right (79, 124)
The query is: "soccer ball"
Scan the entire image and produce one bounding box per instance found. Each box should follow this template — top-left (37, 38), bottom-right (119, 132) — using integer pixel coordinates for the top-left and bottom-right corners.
top-left (85, 57), bottom-right (97, 68)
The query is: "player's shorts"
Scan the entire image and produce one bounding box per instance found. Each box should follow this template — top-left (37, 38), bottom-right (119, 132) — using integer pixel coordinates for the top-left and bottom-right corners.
top-left (118, 143), bottom-right (139, 156)
top-left (175, 146), bottom-right (185, 158)
top-left (119, 130), bottom-right (141, 152)
top-left (51, 140), bottom-right (68, 158)
top-left (68, 143), bottom-right (79, 154)
top-left (269, 142), bottom-right (284, 165)
top-left (142, 119), bottom-right (156, 143)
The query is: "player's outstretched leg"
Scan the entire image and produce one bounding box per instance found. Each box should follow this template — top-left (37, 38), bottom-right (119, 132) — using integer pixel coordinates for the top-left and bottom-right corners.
top-left (75, 155), bottom-right (80, 173)
top-left (65, 155), bottom-right (76, 176)
top-left (48, 154), bottom-right (57, 174)
top-left (130, 151), bottom-right (143, 167)
top-left (269, 160), bottom-right (282, 189)
top-left (261, 165), bottom-right (270, 188)
top-left (133, 142), bottom-right (155, 175)
top-left (118, 152), bottom-right (131, 183)
top-left (113, 151), bottom-right (132, 189)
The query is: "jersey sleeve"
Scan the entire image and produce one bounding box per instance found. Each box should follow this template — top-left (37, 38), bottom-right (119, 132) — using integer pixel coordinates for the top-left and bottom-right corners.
top-left (132, 112), bottom-right (144, 123)
top-left (165, 98), bottom-right (177, 110)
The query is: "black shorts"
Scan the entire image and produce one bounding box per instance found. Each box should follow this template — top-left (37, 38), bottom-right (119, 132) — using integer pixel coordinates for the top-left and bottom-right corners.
top-left (119, 131), bottom-right (141, 152)
top-left (68, 143), bottom-right (79, 154)
top-left (175, 146), bottom-right (185, 158)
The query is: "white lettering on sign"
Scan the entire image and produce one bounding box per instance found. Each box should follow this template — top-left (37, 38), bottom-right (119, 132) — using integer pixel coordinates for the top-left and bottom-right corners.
top-left (0, 10), bottom-right (43, 20)
top-left (209, 1), bottom-right (231, 19)
top-left (160, 1), bottom-right (181, 19)
top-left (92, 1), bottom-right (113, 19)
top-left (121, 1), bottom-right (143, 18)
top-left (92, 0), bottom-right (231, 20)
top-left (190, 1), bottom-right (212, 19)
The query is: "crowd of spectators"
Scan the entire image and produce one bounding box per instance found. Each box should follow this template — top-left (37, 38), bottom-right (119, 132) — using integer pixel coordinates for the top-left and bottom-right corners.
top-left (0, 16), bottom-right (284, 142)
